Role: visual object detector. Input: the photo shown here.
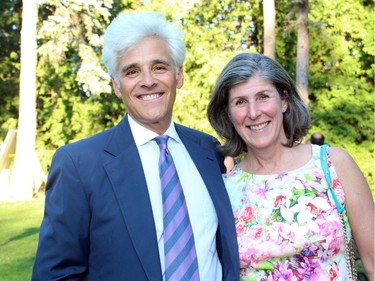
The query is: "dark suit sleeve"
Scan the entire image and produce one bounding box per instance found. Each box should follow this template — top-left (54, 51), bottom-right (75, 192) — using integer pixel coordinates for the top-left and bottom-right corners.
top-left (32, 147), bottom-right (90, 281)
top-left (212, 137), bottom-right (227, 174)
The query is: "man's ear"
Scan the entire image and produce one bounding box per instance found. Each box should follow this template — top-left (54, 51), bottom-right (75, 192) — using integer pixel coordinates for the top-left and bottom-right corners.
top-left (176, 67), bottom-right (184, 89)
top-left (112, 77), bottom-right (122, 99)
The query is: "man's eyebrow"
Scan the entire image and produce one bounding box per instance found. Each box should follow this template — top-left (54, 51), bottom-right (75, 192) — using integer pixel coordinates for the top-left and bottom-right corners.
top-left (153, 59), bottom-right (172, 66)
top-left (120, 59), bottom-right (174, 75)
top-left (120, 63), bottom-right (138, 75)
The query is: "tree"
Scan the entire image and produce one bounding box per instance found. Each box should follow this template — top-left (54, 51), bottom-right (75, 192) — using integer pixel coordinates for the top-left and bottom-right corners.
top-left (307, 0), bottom-right (374, 188)
top-left (0, 0), bottom-right (22, 140)
top-left (35, 0), bottom-right (124, 168)
top-left (295, 0), bottom-right (309, 103)
top-left (263, 0), bottom-right (276, 59)
top-left (10, 0), bottom-right (38, 199)
top-left (0, 0), bottom-right (372, 194)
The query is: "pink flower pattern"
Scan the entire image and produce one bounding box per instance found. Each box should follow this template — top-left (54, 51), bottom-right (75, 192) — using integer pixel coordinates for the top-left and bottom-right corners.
top-left (224, 145), bottom-right (352, 281)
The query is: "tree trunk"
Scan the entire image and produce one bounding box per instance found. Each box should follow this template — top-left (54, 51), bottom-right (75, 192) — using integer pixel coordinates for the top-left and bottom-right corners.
top-left (10, 0), bottom-right (38, 200)
top-left (263, 0), bottom-right (276, 59)
top-left (296, 0), bottom-right (310, 104)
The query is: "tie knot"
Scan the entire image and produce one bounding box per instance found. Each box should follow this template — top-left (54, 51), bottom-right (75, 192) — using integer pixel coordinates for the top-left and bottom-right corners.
top-left (155, 135), bottom-right (169, 151)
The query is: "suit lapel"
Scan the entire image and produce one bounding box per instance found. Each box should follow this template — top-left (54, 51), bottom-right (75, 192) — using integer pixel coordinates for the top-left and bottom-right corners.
top-left (103, 116), bottom-right (162, 281)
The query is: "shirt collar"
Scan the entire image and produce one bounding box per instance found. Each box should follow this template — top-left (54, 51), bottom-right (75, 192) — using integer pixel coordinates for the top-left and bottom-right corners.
top-left (128, 114), bottom-right (181, 147)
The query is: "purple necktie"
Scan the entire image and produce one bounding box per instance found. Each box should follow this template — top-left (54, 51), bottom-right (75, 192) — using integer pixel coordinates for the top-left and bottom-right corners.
top-left (155, 135), bottom-right (200, 281)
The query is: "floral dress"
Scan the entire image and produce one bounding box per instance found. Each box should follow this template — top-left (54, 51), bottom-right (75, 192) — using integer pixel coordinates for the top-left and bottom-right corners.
top-left (224, 145), bottom-right (352, 281)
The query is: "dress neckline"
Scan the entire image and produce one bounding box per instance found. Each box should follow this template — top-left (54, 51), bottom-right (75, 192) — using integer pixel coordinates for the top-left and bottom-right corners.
top-left (231, 144), bottom-right (320, 177)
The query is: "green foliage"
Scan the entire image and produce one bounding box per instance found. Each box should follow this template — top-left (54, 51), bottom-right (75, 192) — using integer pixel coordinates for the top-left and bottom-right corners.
top-left (0, 0), bottom-right (373, 195)
top-left (37, 0), bottom-right (113, 97)
top-left (274, 0), bottom-right (298, 76)
top-left (35, 58), bottom-right (124, 171)
top-left (33, 0), bottom-right (126, 171)
top-left (307, 0), bottom-right (374, 190)
top-left (0, 0), bottom-right (22, 140)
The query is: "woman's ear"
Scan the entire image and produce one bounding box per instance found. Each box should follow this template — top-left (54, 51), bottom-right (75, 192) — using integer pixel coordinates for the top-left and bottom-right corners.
top-left (282, 90), bottom-right (289, 112)
top-left (282, 101), bottom-right (288, 113)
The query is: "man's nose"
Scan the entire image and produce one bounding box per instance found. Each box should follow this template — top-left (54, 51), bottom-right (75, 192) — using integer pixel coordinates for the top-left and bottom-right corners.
top-left (141, 70), bottom-right (156, 87)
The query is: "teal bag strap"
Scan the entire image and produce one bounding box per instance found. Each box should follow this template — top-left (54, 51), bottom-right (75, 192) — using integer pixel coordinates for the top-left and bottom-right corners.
top-left (319, 144), bottom-right (345, 214)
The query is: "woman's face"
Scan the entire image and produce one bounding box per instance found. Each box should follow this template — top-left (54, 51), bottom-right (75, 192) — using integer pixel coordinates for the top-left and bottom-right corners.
top-left (228, 74), bottom-right (288, 150)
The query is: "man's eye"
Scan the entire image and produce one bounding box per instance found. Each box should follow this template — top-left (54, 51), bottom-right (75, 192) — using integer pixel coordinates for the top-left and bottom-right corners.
top-left (154, 65), bottom-right (168, 72)
top-left (125, 69), bottom-right (139, 77)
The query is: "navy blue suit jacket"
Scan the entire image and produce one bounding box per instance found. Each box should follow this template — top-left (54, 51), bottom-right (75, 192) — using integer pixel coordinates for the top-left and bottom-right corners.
top-left (32, 115), bottom-right (240, 280)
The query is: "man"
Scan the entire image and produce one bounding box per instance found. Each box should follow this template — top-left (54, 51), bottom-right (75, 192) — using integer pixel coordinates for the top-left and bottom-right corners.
top-left (32, 11), bottom-right (239, 281)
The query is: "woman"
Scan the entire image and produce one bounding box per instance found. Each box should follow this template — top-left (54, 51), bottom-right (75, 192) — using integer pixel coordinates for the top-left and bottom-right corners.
top-left (207, 52), bottom-right (374, 280)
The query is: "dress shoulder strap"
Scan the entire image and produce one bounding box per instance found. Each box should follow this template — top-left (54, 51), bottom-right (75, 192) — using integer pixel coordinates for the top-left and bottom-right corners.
top-left (319, 144), bottom-right (345, 214)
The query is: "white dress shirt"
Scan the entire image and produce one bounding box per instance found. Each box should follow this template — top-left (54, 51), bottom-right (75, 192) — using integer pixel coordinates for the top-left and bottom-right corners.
top-left (128, 115), bottom-right (222, 280)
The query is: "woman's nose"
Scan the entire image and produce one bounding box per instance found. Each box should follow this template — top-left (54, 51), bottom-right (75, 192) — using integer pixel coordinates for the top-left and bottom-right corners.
top-left (247, 102), bottom-right (261, 120)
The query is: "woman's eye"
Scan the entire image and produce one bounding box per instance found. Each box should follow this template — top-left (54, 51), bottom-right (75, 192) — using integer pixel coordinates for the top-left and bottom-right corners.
top-left (258, 95), bottom-right (269, 102)
top-left (233, 99), bottom-right (247, 107)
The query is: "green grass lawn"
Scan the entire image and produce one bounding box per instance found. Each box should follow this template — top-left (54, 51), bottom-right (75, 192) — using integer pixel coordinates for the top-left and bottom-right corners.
top-left (0, 199), bottom-right (44, 281)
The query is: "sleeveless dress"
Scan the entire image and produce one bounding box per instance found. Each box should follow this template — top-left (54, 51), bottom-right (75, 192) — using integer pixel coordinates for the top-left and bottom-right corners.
top-left (224, 144), bottom-right (352, 281)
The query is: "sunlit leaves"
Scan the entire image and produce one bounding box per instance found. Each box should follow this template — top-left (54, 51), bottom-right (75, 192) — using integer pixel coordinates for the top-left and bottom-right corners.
top-left (0, 0), bottom-right (373, 189)
top-left (37, 0), bottom-right (113, 95)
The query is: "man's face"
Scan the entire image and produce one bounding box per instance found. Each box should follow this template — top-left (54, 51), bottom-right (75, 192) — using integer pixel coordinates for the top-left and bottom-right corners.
top-left (113, 36), bottom-right (184, 134)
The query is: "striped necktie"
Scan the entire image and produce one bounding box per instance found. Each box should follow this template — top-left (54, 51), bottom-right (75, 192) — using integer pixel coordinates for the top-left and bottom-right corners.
top-left (155, 135), bottom-right (200, 281)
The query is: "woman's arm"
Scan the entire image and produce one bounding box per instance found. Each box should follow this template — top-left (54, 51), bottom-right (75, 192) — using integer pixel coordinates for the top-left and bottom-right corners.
top-left (329, 146), bottom-right (374, 281)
